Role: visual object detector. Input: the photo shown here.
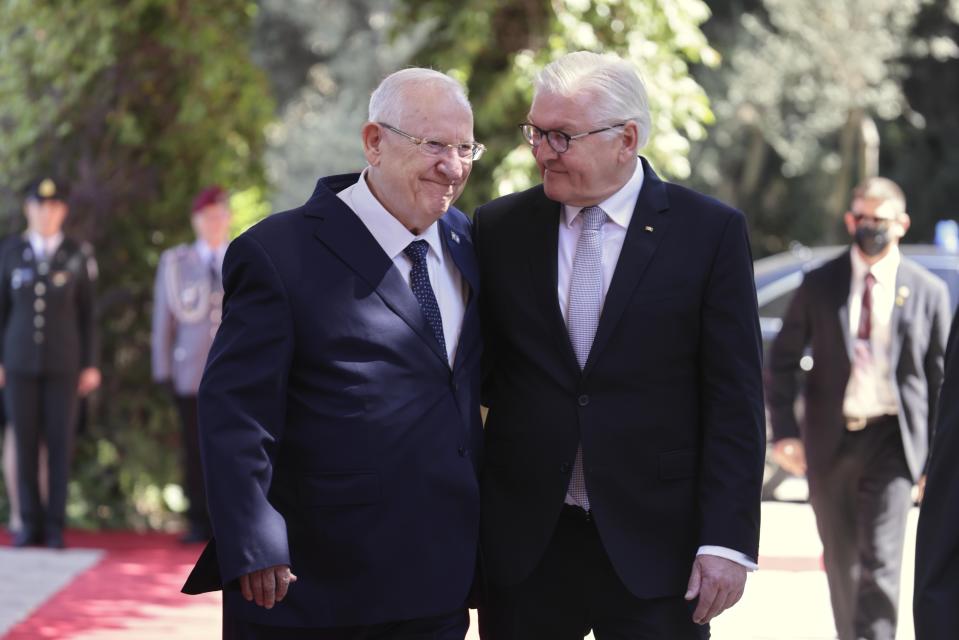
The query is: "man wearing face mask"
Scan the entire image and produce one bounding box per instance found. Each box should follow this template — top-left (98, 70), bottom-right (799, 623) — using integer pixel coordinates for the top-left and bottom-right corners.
top-left (766, 177), bottom-right (952, 640)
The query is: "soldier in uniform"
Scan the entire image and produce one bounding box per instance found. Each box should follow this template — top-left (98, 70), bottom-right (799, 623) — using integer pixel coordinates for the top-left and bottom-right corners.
top-left (0, 177), bottom-right (100, 548)
top-left (151, 186), bottom-right (229, 543)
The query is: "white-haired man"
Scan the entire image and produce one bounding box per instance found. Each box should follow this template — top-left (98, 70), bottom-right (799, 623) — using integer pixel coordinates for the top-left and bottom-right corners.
top-left (475, 51), bottom-right (765, 639)
top-left (182, 67), bottom-right (486, 640)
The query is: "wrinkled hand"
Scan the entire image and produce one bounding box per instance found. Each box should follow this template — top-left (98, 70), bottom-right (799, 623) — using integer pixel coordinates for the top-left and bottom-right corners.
top-left (77, 367), bottom-right (101, 397)
top-left (685, 555), bottom-right (747, 625)
top-left (239, 565), bottom-right (297, 609)
top-left (916, 474), bottom-right (927, 504)
top-left (772, 437), bottom-right (807, 476)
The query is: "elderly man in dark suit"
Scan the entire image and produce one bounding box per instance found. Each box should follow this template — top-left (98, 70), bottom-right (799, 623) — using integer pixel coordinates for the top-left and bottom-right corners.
top-left (768, 177), bottom-right (951, 640)
top-left (475, 51), bottom-right (766, 640)
top-left (914, 311), bottom-right (959, 640)
top-left (181, 68), bottom-right (486, 639)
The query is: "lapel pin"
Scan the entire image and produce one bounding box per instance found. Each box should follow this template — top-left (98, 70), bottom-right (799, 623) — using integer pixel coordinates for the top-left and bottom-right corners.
top-left (644, 226), bottom-right (654, 233)
top-left (897, 285), bottom-right (910, 298)
top-left (450, 230), bottom-right (461, 244)
top-left (895, 296), bottom-right (905, 307)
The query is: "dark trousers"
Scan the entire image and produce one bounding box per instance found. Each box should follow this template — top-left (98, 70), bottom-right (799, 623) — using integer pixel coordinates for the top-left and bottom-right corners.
top-left (223, 608), bottom-right (469, 640)
top-left (808, 416), bottom-right (913, 640)
top-left (5, 372), bottom-right (78, 537)
top-left (479, 505), bottom-right (708, 640)
top-left (174, 394), bottom-right (210, 535)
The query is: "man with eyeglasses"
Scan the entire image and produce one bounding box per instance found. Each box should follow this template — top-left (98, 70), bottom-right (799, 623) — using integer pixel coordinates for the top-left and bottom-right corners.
top-left (767, 177), bottom-right (951, 640)
top-left (474, 51), bottom-right (765, 639)
top-left (182, 68), bottom-right (484, 639)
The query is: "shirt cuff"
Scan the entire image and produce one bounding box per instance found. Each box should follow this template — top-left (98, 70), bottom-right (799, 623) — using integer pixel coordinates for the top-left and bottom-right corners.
top-left (696, 545), bottom-right (759, 571)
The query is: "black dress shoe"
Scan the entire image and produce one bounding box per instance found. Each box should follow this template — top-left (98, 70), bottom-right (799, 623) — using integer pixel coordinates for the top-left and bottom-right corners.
top-left (45, 530), bottom-right (65, 549)
top-left (12, 530), bottom-right (39, 548)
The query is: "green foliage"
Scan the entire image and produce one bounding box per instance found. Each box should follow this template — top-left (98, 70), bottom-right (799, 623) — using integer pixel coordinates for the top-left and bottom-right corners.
top-left (0, 0), bottom-right (273, 530)
top-left (392, 0), bottom-right (719, 213)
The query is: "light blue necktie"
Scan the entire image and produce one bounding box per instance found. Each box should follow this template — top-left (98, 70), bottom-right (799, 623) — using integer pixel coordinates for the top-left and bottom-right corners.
top-left (566, 205), bottom-right (606, 510)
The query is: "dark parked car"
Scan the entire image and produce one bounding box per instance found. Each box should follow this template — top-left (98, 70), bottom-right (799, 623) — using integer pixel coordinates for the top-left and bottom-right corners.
top-left (755, 243), bottom-right (959, 499)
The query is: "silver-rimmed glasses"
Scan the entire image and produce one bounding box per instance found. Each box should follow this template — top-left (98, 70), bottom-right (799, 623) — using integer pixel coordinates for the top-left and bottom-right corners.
top-left (378, 123), bottom-right (486, 161)
top-left (519, 122), bottom-right (627, 154)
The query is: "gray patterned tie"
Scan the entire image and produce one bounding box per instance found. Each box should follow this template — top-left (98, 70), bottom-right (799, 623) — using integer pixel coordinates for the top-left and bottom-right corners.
top-left (566, 205), bottom-right (606, 510)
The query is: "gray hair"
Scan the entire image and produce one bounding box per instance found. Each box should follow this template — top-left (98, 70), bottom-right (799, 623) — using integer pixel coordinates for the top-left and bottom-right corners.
top-left (853, 177), bottom-right (907, 216)
top-left (535, 51), bottom-right (651, 149)
top-left (369, 67), bottom-right (471, 125)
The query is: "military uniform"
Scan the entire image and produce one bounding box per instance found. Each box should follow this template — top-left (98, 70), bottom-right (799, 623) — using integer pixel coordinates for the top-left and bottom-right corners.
top-left (151, 241), bottom-right (223, 540)
top-left (0, 233), bottom-right (98, 544)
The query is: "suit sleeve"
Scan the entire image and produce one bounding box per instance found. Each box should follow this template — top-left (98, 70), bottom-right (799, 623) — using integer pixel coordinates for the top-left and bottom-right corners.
top-left (151, 253), bottom-right (174, 383)
top-left (198, 232), bottom-right (294, 585)
top-left (473, 205), bottom-right (495, 409)
top-left (765, 276), bottom-right (812, 441)
top-left (77, 243), bottom-right (98, 369)
top-left (698, 210), bottom-right (766, 559)
top-left (924, 279), bottom-right (953, 449)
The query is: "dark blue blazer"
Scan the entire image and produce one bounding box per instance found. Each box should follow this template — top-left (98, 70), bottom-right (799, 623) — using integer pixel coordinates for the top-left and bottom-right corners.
top-left (475, 158), bottom-right (765, 597)
top-left (182, 174), bottom-right (483, 628)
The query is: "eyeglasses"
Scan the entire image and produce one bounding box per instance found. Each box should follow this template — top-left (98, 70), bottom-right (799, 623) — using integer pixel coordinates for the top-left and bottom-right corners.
top-left (519, 122), bottom-right (627, 154)
top-left (378, 123), bottom-right (486, 161)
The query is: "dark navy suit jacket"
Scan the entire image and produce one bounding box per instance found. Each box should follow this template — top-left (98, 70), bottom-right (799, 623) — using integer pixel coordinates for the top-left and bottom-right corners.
top-left (475, 158), bottom-right (765, 597)
top-left (182, 174), bottom-right (483, 628)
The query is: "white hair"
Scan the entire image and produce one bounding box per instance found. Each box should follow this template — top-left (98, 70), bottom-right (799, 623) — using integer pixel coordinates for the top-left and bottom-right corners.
top-left (369, 67), bottom-right (471, 125)
top-left (535, 51), bottom-right (651, 149)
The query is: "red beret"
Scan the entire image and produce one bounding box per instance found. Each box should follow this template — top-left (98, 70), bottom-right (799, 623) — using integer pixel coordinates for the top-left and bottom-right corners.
top-left (191, 186), bottom-right (227, 214)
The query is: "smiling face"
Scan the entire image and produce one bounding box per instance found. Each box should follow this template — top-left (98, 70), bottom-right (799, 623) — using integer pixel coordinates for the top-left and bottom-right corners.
top-left (528, 89), bottom-right (639, 207)
top-left (24, 198), bottom-right (68, 237)
top-left (363, 83), bottom-right (474, 234)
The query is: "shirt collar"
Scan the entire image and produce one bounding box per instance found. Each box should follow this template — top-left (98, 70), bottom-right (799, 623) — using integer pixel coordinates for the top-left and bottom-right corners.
top-left (850, 243), bottom-right (901, 286)
top-left (562, 159), bottom-right (644, 230)
top-left (27, 231), bottom-right (63, 256)
top-left (341, 168), bottom-right (443, 261)
top-left (194, 239), bottom-right (226, 265)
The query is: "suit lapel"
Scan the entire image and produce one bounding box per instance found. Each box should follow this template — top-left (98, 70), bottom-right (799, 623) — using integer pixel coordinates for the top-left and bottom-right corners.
top-left (890, 263), bottom-right (912, 368)
top-left (583, 159), bottom-right (670, 377)
top-left (306, 179), bottom-right (448, 367)
top-left (835, 253), bottom-right (855, 365)
top-left (439, 215), bottom-right (478, 372)
top-left (526, 195), bottom-right (580, 372)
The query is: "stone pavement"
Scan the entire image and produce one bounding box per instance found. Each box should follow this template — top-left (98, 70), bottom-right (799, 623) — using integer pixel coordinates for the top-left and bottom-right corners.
top-left (0, 499), bottom-right (920, 639)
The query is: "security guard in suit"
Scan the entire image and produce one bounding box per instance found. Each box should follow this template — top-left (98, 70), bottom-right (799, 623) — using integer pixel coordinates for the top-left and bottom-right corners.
top-left (151, 186), bottom-right (229, 543)
top-left (0, 177), bottom-right (100, 548)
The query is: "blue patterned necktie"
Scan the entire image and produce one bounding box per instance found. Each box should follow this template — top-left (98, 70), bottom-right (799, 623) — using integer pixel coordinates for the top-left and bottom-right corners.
top-left (404, 240), bottom-right (447, 355)
top-left (566, 205), bottom-right (607, 510)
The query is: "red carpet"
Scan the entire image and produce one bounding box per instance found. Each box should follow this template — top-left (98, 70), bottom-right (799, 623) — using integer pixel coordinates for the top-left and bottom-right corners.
top-left (0, 530), bottom-right (220, 639)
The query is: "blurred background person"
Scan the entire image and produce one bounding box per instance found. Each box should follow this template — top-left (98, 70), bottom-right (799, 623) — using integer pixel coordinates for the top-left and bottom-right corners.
top-left (0, 177), bottom-right (100, 549)
top-left (151, 186), bottom-right (230, 544)
top-left (766, 177), bottom-right (952, 640)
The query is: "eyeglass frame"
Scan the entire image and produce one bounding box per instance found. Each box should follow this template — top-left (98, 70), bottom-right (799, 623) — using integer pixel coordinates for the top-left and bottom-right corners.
top-left (851, 212), bottom-right (896, 229)
top-left (377, 122), bottom-right (486, 161)
top-left (518, 122), bottom-right (628, 154)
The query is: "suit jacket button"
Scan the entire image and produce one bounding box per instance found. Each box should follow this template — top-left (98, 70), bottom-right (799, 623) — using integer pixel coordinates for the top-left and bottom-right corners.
top-left (577, 394), bottom-right (589, 407)
top-left (560, 462), bottom-right (570, 473)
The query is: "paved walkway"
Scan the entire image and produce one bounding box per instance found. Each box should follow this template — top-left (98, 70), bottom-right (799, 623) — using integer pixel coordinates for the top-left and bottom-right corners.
top-left (0, 500), bottom-right (920, 639)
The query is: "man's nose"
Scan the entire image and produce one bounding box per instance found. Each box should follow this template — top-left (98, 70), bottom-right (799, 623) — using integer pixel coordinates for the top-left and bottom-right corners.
top-left (436, 152), bottom-right (467, 181)
top-left (532, 138), bottom-right (558, 163)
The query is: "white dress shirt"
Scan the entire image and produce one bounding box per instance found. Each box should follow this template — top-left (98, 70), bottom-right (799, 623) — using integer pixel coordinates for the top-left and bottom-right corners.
top-left (28, 231), bottom-right (63, 262)
top-left (557, 159), bottom-right (757, 570)
top-left (194, 239), bottom-right (227, 275)
top-left (337, 169), bottom-right (467, 366)
top-left (843, 246), bottom-right (901, 419)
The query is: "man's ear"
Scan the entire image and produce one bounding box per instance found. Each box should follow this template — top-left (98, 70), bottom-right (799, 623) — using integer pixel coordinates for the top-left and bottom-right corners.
top-left (895, 212), bottom-right (911, 238)
top-left (843, 211), bottom-right (858, 237)
top-left (362, 122), bottom-right (384, 166)
top-left (619, 120), bottom-right (640, 160)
